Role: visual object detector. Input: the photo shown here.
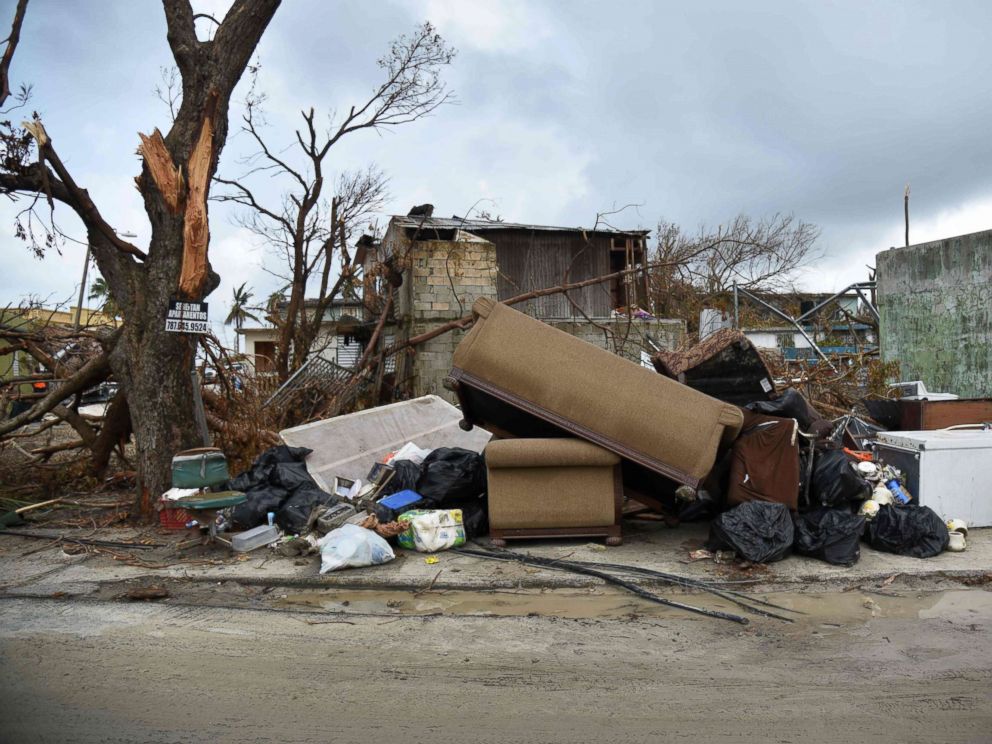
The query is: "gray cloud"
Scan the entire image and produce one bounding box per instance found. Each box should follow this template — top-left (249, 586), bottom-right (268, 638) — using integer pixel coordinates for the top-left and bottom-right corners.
top-left (1, 0), bottom-right (990, 331)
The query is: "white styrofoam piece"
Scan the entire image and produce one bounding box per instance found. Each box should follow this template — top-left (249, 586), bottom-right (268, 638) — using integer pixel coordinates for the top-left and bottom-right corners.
top-left (279, 395), bottom-right (492, 491)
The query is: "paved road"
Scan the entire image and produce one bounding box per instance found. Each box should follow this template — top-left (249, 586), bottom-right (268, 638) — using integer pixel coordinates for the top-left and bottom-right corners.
top-left (1, 592), bottom-right (991, 743)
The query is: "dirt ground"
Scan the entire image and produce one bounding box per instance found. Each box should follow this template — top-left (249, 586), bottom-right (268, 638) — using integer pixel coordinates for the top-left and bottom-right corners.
top-left (1, 585), bottom-right (990, 744)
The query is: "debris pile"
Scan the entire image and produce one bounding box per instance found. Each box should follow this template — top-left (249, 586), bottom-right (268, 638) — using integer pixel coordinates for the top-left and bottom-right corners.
top-left (12, 297), bottom-right (985, 625)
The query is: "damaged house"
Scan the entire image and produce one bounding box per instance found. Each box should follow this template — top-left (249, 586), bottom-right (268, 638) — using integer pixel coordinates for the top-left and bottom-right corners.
top-left (363, 212), bottom-right (684, 401)
top-left (239, 297), bottom-right (393, 374)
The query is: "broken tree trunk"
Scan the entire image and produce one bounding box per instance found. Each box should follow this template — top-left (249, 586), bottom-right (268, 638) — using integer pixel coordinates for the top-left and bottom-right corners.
top-left (178, 90), bottom-right (218, 299)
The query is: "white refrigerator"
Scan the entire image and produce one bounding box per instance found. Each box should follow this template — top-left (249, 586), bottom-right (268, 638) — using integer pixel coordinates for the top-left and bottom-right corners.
top-left (874, 427), bottom-right (992, 527)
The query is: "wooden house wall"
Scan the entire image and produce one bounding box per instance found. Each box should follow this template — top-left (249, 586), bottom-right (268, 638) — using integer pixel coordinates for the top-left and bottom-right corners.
top-left (488, 230), bottom-right (616, 318)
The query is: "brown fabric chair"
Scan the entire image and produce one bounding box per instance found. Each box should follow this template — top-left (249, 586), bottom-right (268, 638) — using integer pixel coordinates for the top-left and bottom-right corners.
top-left (486, 438), bottom-right (623, 545)
top-left (446, 299), bottom-right (744, 499)
top-left (727, 409), bottom-right (800, 510)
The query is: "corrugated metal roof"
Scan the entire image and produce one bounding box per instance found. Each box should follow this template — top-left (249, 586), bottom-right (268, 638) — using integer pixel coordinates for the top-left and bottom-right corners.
top-left (390, 215), bottom-right (649, 237)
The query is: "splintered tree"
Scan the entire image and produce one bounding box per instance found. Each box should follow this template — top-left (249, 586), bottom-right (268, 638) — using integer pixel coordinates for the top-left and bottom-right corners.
top-left (0, 0), bottom-right (280, 511)
top-left (651, 214), bottom-right (821, 328)
top-left (214, 22), bottom-right (455, 382)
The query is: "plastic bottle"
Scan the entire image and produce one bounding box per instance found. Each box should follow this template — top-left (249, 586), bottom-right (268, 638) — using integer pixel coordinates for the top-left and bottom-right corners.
top-left (885, 478), bottom-right (910, 505)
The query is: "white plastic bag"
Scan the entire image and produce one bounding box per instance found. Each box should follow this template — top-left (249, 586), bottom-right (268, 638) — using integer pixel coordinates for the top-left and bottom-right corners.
top-left (161, 487), bottom-right (200, 501)
top-left (390, 441), bottom-right (433, 466)
top-left (317, 523), bottom-right (395, 573)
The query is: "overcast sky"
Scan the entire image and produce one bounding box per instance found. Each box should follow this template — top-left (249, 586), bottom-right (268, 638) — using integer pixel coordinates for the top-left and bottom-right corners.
top-left (2, 0), bottom-right (991, 344)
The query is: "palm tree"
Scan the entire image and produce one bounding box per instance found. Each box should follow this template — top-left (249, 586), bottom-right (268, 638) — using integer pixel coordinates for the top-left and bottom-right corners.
top-left (224, 282), bottom-right (260, 353)
top-left (88, 276), bottom-right (120, 319)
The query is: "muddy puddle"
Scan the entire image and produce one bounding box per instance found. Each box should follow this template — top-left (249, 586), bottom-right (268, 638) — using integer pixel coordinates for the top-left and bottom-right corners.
top-left (268, 586), bottom-right (992, 624)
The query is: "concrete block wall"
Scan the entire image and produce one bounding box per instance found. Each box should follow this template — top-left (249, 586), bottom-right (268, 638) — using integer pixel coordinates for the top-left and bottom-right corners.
top-left (405, 238), bottom-right (498, 322)
top-left (396, 238), bottom-right (498, 401)
top-left (877, 229), bottom-right (992, 397)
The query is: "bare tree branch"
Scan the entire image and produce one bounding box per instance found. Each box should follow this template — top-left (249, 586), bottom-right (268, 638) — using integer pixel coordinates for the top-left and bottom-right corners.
top-left (0, 0), bottom-right (27, 109)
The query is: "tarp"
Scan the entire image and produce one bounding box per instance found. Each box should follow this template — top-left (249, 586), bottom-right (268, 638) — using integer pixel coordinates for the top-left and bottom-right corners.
top-left (280, 395), bottom-right (492, 490)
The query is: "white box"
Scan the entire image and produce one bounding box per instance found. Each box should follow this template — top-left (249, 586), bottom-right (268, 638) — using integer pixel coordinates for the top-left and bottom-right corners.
top-left (874, 428), bottom-right (992, 527)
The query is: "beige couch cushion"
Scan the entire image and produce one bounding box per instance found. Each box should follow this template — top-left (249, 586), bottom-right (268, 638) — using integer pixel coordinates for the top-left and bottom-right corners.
top-left (453, 298), bottom-right (743, 485)
top-left (486, 438), bottom-right (617, 529)
top-left (485, 437), bottom-right (620, 469)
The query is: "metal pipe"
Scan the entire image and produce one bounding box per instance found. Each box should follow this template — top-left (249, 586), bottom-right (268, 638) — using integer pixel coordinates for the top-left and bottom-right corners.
top-left (853, 286), bottom-right (880, 323)
top-left (191, 368), bottom-right (211, 446)
top-left (794, 281), bottom-right (876, 323)
top-left (735, 286), bottom-right (836, 370)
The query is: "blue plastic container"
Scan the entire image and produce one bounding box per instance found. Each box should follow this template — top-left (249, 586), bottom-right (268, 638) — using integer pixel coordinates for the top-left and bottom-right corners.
top-left (374, 489), bottom-right (424, 522)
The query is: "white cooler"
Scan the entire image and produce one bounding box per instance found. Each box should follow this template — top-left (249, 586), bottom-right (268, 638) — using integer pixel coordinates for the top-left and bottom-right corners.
top-left (873, 427), bottom-right (992, 527)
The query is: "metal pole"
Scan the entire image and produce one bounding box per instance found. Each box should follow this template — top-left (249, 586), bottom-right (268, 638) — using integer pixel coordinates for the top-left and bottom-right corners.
top-left (74, 244), bottom-right (91, 330)
top-left (795, 283), bottom-right (870, 323)
top-left (191, 368), bottom-right (211, 446)
top-left (852, 286), bottom-right (880, 324)
top-left (735, 286), bottom-right (836, 371)
top-left (904, 184), bottom-right (910, 247)
top-left (732, 282), bottom-right (739, 329)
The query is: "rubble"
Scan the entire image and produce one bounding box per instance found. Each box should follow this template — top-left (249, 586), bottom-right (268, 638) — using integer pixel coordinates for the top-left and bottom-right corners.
top-left (6, 296), bottom-right (990, 625)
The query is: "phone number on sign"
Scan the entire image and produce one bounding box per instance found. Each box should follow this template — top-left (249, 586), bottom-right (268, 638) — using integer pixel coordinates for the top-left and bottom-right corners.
top-left (165, 320), bottom-right (210, 334)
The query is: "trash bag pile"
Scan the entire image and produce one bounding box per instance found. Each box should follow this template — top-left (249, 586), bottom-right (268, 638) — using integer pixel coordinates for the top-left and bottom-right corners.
top-left (698, 386), bottom-right (959, 567)
top-left (210, 440), bottom-right (488, 572)
top-left (224, 445), bottom-right (338, 534)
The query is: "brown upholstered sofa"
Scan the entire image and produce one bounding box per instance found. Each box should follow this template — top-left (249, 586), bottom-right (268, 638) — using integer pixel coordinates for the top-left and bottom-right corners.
top-left (486, 438), bottom-right (623, 545)
top-left (446, 299), bottom-right (744, 503)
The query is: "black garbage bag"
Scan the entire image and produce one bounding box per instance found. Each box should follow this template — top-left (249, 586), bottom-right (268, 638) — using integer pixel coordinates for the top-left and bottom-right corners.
top-left (449, 498), bottom-right (489, 539)
top-left (378, 459), bottom-right (422, 497)
top-left (811, 449), bottom-right (871, 507)
top-left (793, 507), bottom-right (866, 566)
top-left (746, 388), bottom-right (830, 436)
top-left (223, 444), bottom-right (324, 530)
top-left (797, 445), bottom-right (816, 511)
top-left (867, 505), bottom-right (949, 558)
top-left (707, 501), bottom-right (794, 563)
top-left (271, 461), bottom-right (317, 492)
top-left (253, 444), bottom-right (313, 469)
top-left (276, 486), bottom-right (339, 534)
top-left (231, 488), bottom-right (287, 530)
top-left (416, 448), bottom-right (487, 504)
top-left (220, 445), bottom-right (313, 493)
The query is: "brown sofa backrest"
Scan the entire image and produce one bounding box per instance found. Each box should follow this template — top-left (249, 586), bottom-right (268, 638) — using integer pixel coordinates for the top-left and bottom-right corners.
top-left (452, 298), bottom-right (743, 485)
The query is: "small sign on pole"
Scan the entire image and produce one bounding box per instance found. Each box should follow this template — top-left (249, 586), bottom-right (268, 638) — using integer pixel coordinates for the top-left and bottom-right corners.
top-left (165, 299), bottom-right (210, 334)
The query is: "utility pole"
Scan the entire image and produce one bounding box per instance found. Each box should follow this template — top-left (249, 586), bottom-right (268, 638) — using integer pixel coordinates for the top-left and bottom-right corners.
top-left (904, 183), bottom-right (910, 247)
top-left (73, 245), bottom-right (91, 330)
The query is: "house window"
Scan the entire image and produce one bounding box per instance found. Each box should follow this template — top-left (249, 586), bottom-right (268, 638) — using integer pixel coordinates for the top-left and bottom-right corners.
top-left (384, 334), bottom-right (396, 374)
top-left (776, 333), bottom-right (795, 349)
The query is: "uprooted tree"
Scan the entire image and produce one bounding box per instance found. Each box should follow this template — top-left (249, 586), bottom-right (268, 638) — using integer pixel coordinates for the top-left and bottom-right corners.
top-left (0, 0), bottom-right (280, 510)
top-left (214, 22), bottom-right (455, 383)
